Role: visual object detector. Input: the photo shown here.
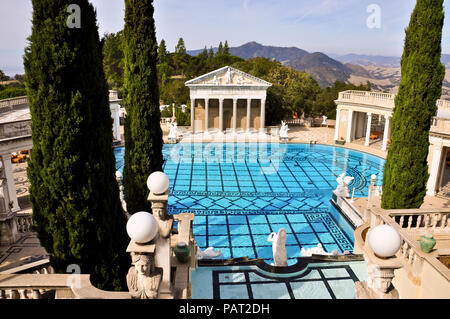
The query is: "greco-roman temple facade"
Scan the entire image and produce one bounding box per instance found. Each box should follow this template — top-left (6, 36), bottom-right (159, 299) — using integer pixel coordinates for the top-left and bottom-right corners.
top-left (334, 90), bottom-right (450, 196)
top-left (185, 66), bottom-right (272, 134)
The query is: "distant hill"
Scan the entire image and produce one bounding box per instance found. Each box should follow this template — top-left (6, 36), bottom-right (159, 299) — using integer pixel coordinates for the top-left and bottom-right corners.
top-left (329, 53), bottom-right (450, 69)
top-left (187, 42), bottom-right (450, 94)
top-left (188, 42), bottom-right (351, 87)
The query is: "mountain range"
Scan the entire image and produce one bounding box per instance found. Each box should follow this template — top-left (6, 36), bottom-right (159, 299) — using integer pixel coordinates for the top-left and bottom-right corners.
top-left (187, 42), bottom-right (450, 97)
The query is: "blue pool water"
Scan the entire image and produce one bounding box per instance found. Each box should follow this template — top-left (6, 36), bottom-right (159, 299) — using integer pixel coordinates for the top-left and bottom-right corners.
top-left (115, 143), bottom-right (385, 265)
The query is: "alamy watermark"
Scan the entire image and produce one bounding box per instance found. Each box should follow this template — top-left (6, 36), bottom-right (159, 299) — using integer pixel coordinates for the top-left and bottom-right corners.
top-left (67, 4), bottom-right (81, 29)
top-left (366, 4), bottom-right (381, 29)
top-left (66, 264), bottom-right (82, 288)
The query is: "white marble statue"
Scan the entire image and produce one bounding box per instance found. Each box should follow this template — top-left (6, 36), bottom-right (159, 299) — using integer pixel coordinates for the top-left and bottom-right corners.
top-left (213, 75), bottom-right (219, 85)
top-left (301, 243), bottom-right (333, 257)
top-left (168, 121), bottom-right (178, 143)
top-left (267, 228), bottom-right (288, 267)
top-left (335, 172), bottom-right (354, 198)
top-left (226, 68), bottom-right (233, 84)
top-left (279, 120), bottom-right (289, 141)
top-left (196, 244), bottom-right (222, 260)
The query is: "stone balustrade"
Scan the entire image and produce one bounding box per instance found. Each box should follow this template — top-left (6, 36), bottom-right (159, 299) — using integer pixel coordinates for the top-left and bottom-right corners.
top-left (367, 207), bottom-right (450, 290)
top-left (337, 91), bottom-right (450, 115)
top-left (0, 273), bottom-right (130, 299)
top-left (388, 208), bottom-right (450, 234)
top-left (0, 119), bottom-right (32, 140)
top-left (431, 117), bottom-right (450, 136)
top-left (337, 90), bottom-right (396, 109)
top-left (16, 213), bottom-right (33, 233)
top-left (0, 96), bottom-right (28, 111)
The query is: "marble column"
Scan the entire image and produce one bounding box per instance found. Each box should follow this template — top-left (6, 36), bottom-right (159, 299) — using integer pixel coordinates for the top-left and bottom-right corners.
top-left (346, 110), bottom-right (354, 143)
top-left (365, 113), bottom-right (372, 146)
top-left (427, 144), bottom-right (443, 196)
top-left (246, 99), bottom-right (251, 131)
top-left (260, 99), bottom-right (266, 132)
top-left (219, 98), bottom-right (224, 132)
top-left (334, 108), bottom-right (341, 141)
top-left (190, 98), bottom-right (195, 133)
top-left (382, 115), bottom-right (391, 151)
top-left (0, 154), bottom-right (19, 212)
top-left (233, 99), bottom-right (237, 131)
top-left (205, 98), bottom-right (209, 132)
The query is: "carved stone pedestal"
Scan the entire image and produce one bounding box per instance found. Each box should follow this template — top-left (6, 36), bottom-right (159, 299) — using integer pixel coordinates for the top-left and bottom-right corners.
top-left (126, 240), bottom-right (162, 299)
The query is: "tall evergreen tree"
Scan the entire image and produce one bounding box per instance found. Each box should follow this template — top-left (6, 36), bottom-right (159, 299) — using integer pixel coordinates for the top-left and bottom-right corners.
top-left (224, 40), bottom-right (230, 56)
top-left (381, 0), bottom-right (445, 209)
top-left (24, 0), bottom-right (129, 290)
top-left (158, 39), bottom-right (168, 63)
top-left (123, 0), bottom-right (164, 214)
top-left (217, 41), bottom-right (224, 55)
top-left (208, 46), bottom-right (214, 62)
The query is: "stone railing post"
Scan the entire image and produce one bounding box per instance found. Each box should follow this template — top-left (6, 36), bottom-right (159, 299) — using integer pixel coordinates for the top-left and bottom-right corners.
top-left (148, 190), bottom-right (173, 297)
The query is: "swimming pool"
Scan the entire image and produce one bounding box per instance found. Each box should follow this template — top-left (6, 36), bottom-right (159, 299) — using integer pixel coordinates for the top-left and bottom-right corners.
top-left (115, 143), bottom-right (385, 265)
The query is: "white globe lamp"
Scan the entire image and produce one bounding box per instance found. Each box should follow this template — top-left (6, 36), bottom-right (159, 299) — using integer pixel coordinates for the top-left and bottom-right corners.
top-left (115, 170), bottom-right (122, 179)
top-left (126, 211), bottom-right (159, 244)
top-left (147, 171), bottom-right (170, 195)
top-left (368, 224), bottom-right (401, 258)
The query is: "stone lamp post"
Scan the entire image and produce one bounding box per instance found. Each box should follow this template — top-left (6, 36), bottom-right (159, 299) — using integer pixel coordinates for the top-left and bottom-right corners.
top-left (125, 211), bottom-right (162, 299)
top-left (147, 171), bottom-right (173, 297)
top-left (356, 224), bottom-right (403, 299)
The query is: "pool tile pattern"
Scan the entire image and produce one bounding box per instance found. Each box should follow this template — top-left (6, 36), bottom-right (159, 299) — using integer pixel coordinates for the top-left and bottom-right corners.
top-left (211, 264), bottom-right (361, 299)
top-left (115, 144), bottom-right (384, 264)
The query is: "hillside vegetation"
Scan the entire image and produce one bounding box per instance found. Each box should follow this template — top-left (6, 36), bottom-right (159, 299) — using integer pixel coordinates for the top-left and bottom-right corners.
top-left (102, 35), bottom-right (371, 125)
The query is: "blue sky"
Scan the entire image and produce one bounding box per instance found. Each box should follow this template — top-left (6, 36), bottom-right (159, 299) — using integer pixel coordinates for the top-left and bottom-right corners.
top-left (1, 0), bottom-right (450, 75)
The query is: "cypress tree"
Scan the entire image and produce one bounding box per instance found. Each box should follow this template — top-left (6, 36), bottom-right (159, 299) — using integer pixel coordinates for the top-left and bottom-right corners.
top-left (217, 41), bottom-right (224, 55)
top-left (123, 0), bottom-right (164, 214)
top-left (224, 40), bottom-right (230, 56)
top-left (24, 0), bottom-right (129, 290)
top-left (158, 39), bottom-right (167, 63)
top-left (381, 0), bottom-right (445, 209)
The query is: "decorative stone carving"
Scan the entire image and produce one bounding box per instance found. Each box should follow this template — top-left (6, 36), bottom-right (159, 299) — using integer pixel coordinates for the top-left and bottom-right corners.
top-left (127, 252), bottom-right (162, 299)
top-left (300, 243), bottom-right (349, 257)
top-left (151, 197), bottom-right (173, 239)
top-left (267, 228), bottom-right (288, 267)
top-left (279, 120), bottom-right (289, 141)
top-left (359, 262), bottom-right (399, 299)
top-left (168, 121), bottom-right (178, 144)
top-left (334, 172), bottom-right (354, 198)
top-left (226, 68), bottom-right (233, 84)
top-left (196, 244), bottom-right (222, 260)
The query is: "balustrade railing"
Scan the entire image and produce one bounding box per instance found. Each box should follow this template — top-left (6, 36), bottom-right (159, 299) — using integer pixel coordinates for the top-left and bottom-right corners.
top-left (431, 117), bottom-right (450, 135)
top-left (388, 209), bottom-right (450, 234)
top-left (0, 119), bottom-right (32, 140)
top-left (368, 207), bottom-right (450, 285)
top-left (0, 96), bottom-right (28, 111)
top-left (337, 91), bottom-right (450, 115)
top-left (16, 213), bottom-right (33, 233)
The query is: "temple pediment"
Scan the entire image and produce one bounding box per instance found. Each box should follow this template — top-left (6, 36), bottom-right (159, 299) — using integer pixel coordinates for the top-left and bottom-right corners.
top-left (185, 66), bottom-right (272, 87)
